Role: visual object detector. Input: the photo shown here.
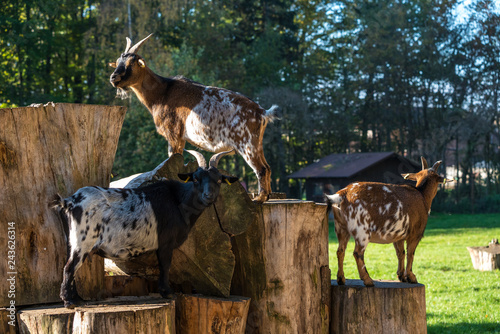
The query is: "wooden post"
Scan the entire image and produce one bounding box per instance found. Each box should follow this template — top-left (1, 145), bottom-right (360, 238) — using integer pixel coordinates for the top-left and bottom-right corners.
top-left (467, 244), bottom-right (500, 271)
top-left (0, 103), bottom-right (126, 306)
top-left (331, 279), bottom-right (427, 334)
top-left (17, 296), bottom-right (175, 334)
top-left (175, 294), bottom-right (251, 334)
top-left (231, 200), bottom-right (330, 333)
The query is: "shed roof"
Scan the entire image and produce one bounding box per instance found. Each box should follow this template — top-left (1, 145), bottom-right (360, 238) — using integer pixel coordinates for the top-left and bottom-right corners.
top-left (288, 152), bottom-right (398, 179)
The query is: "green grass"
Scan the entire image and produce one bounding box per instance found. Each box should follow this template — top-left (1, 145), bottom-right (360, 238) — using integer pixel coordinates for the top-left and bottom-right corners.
top-left (328, 213), bottom-right (500, 333)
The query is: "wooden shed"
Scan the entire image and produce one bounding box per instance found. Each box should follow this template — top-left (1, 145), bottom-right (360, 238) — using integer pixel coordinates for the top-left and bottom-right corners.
top-left (288, 152), bottom-right (420, 203)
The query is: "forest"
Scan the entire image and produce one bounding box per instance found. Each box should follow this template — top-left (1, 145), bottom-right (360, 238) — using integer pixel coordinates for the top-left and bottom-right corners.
top-left (1, 0), bottom-right (499, 212)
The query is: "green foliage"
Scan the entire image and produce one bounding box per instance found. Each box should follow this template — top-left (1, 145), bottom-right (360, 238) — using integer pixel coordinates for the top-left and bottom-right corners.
top-left (1, 0), bottom-right (499, 208)
top-left (329, 213), bottom-right (500, 333)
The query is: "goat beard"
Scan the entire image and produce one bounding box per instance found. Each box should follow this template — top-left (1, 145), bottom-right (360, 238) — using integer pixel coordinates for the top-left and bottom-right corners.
top-left (116, 87), bottom-right (130, 100)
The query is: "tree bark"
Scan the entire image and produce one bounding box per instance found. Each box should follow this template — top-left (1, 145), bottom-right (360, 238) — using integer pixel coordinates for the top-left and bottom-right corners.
top-left (331, 279), bottom-right (427, 334)
top-left (17, 296), bottom-right (175, 334)
top-left (0, 103), bottom-right (126, 307)
top-left (0, 308), bottom-right (17, 334)
top-left (175, 294), bottom-right (251, 334)
top-left (231, 200), bottom-right (330, 333)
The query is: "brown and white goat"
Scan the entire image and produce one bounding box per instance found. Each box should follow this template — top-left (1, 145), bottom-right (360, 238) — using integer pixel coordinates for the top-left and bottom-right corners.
top-left (325, 157), bottom-right (452, 286)
top-left (109, 34), bottom-right (277, 202)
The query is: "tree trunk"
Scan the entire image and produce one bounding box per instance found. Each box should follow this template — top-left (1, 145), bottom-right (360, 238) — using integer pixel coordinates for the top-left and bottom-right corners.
top-left (175, 294), bottom-right (251, 334)
top-left (0, 103), bottom-right (126, 307)
top-left (331, 279), bottom-right (427, 334)
top-left (231, 200), bottom-right (330, 333)
top-left (17, 296), bottom-right (175, 334)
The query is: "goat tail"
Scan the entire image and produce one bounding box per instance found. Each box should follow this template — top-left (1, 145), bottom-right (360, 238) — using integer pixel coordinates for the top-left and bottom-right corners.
top-left (48, 194), bottom-right (65, 210)
top-left (324, 193), bottom-right (343, 214)
top-left (262, 105), bottom-right (280, 126)
top-left (48, 194), bottom-right (70, 240)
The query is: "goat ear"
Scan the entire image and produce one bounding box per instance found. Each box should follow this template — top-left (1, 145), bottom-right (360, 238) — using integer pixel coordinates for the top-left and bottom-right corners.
top-left (109, 62), bottom-right (117, 68)
top-left (402, 173), bottom-right (417, 181)
top-left (138, 59), bottom-right (146, 68)
top-left (178, 173), bottom-right (193, 183)
top-left (221, 175), bottom-right (239, 185)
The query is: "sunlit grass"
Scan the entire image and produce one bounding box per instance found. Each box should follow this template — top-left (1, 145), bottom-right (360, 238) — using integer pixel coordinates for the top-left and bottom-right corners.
top-left (328, 213), bottom-right (500, 333)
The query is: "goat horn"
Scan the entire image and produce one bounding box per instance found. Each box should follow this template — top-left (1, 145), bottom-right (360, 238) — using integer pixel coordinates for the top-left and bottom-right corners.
top-left (421, 156), bottom-right (428, 170)
top-left (430, 160), bottom-right (442, 172)
top-left (124, 37), bottom-right (133, 54)
top-left (209, 149), bottom-right (235, 168)
top-left (128, 33), bottom-right (154, 54)
top-left (184, 149), bottom-right (207, 168)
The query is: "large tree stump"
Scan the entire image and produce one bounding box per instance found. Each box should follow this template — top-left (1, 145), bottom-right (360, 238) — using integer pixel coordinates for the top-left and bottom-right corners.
top-left (467, 243), bottom-right (500, 271)
top-left (0, 308), bottom-right (17, 334)
top-left (0, 103), bottom-right (126, 307)
top-left (17, 295), bottom-right (175, 334)
top-left (175, 294), bottom-right (251, 334)
top-left (106, 154), bottom-right (258, 297)
top-left (231, 200), bottom-right (331, 334)
top-left (331, 279), bottom-right (427, 334)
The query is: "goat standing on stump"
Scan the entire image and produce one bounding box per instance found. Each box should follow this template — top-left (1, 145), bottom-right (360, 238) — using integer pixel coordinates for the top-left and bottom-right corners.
top-left (109, 33), bottom-right (277, 202)
top-left (325, 157), bottom-right (452, 287)
top-left (51, 150), bottom-right (238, 308)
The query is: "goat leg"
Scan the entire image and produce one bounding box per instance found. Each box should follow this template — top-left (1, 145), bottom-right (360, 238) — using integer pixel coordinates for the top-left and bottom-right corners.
top-left (353, 242), bottom-right (374, 287)
top-left (335, 228), bottom-right (350, 285)
top-left (393, 240), bottom-right (406, 282)
top-left (157, 247), bottom-right (175, 298)
top-left (404, 239), bottom-right (420, 283)
top-left (60, 250), bottom-right (83, 308)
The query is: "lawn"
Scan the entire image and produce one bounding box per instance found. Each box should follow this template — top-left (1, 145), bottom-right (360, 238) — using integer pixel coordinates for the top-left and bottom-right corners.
top-left (328, 213), bottom-right (500, 333)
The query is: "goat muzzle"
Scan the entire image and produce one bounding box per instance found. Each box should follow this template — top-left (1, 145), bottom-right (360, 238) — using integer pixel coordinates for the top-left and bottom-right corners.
top-left (110, 74), bottom-right (122, 86)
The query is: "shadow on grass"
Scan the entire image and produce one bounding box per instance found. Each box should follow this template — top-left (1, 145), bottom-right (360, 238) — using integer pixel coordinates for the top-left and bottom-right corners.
top-left (427, 321), bottom-right (500, 334)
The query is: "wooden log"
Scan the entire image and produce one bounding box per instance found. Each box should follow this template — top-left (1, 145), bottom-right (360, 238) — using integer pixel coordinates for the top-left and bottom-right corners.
top-left (330, 279), bottom-right (427, 334)
top-left (17, 305), bottom-right (75, 334)
top-left (467, 244), bottom-right (500, 271)
top-left (0, 103), bottom-right (126, 307)
top-left (231, 200), bottom-right (330, 333)
top-left (175, 294), bottom-right (250, 334)
top-left (0, 308), bottom-right (17, 334)
top-left (17, 295), bottom-right (175, 334)
top-left (107, 155), bottom-right (259, 297)
top-left (104, 275), bottom-right (157, 298)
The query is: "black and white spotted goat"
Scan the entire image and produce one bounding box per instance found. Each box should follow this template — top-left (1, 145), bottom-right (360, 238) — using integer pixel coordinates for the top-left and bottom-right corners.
top-left (51, 150), bottom-right (238, 308)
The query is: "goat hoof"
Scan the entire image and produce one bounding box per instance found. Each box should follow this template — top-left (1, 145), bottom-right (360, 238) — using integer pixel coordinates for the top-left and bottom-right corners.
top-left (252, 193), bottom-right (269, 203)
top-left (63, 299), bottom-right (80, 309)
top-left (363, 280), bottom-right (375, 287)
top-left (337, 276), bottom-right (346, 285)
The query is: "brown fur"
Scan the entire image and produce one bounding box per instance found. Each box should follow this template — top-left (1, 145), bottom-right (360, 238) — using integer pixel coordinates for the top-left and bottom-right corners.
top-left (110, 37), bottom-right (276, 202)
top-left (326, 157), bottom-right (452, 286)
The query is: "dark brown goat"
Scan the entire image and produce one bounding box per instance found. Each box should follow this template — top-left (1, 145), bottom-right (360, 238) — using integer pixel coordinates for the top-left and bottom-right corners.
top-left (109, 34), bottom-right (277, 202)
top-left (325, 157), bottom-right (452, 286)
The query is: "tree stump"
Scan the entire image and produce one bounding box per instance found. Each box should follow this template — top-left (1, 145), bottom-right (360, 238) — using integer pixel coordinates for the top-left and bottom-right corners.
top-left (231, 200), bottom-right (331, 334)
top-left (330, 279), bottom-right (427, 334)
top-left (175, 294), bottom-right (250, 334)
top-left (467, 244), bottom-right (500, 271)
top-left (106, 154), bottom-right (258, 297)
top-left (0, 103), bottom-right (126, 307)
top-left (17, 295), bottom-right (175, 334)
top-left (0, 308), bottom-right (17, 334)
